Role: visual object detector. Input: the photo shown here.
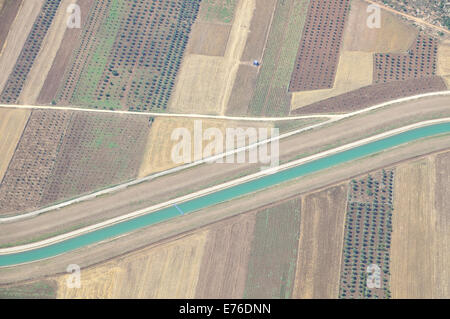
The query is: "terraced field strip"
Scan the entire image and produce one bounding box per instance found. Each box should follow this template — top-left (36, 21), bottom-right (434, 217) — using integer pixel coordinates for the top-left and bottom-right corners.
top-left (247, 0), bottom-right (309, 116)
top-left (243, 198), bottom-right (301, 298)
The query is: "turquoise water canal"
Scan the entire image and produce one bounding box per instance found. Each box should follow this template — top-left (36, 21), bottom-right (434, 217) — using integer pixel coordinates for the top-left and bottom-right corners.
top-left (1, 122), bottom-right (449, 267)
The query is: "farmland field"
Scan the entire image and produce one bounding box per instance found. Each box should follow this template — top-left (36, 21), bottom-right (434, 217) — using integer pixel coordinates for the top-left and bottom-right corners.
top-left (0, 110), bottom-right (72, 214)
top-left (342, 0), bottom-right (418, 53)
top-left (138, 117), bottom-right (273, 177)
top-left (293, 185), bottom-right (347, 299)
top-left (195, 214), bottom-right (256, 298)
top-left (390, 154), bottom-right (450, 298)
top-left (0, 109), bottom-right (30, 182)
top-left (0, 0), bottom-right (60, 104)
top-left (169, 0), bottom-right (254, 115)
top-left (41, 113), bottom-right (150, 205)
top-left (197, 0), bottom-right (237, 24)
top-left (374, 34), bottom-right (439, 83)
top-left (243, 198), bottom-right (301, 298)
top-left (37, 0), bottom-right (96, 104)
top-left (55, 0), bottom-right (201, 111)
top-left (289, 0), bottom-right (351, 92)
top-left (18, 0), bottom-right (80, 105)
top-left (292, 76), bottom-right (447, 114)
top-left (247, 0), bottom-right (309, 116)
top-left (0, 0), bottom-right (22, 51)
top-left (57, 231), bottom-right (208, 298)
top-left (0, 110), bottom-right (151, 215)
top-left (339, 169), bottom-right (395, 299)
top-left (291, 51), bottom-right (373, 109)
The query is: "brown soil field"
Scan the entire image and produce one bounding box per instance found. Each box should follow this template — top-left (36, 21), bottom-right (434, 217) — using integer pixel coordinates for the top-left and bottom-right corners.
top-left (289, 0), bottom-right (351, 92)
top-left (292, 76), bottom-right (447, 114)
top-left (342, 0), bottom-right (418, 53)
top-left (0, 109), bottom-right (30, 182)
top-left (0, 0), bottom-right (22, 53)
top-left (225, 64), bottom-right (258, 115)
top-left (41, 113), bottom-right (150, 205)
top-left (57, 231), bottom-right (208, 298)
top-left (195, 213), bottom-right (256, 298)
top-left (169, 0), bottom-right (255, 115)
top-left (374, 34), bottom-right (439, 84)
top-left (291, 51), bottom-right (373, 109)
top-left (293, 185), bottom-right (347, 299)
top-left (244, 198), bottom-right (301, 298)
top-left (138, 117), bottom-right (272, 177)
top-left (240, 0), bottom-right (277, 62)
top-left (0, 0), bottom-right (44, 94)
top-left (186, 22), bottom-right (231, 57)
top-left (19, 0), bottom-right (79, 105)
top-left (37, 0), bottom-right (95, 104)
top-left (0, 110), bottom-right (72, 215)
top-left (390, 154), bottom-right (449, 298)
top-left (0, 1), bottom-right (62, 104)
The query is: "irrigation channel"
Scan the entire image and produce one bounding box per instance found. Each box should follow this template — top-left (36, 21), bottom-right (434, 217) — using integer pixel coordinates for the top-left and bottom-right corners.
top-left (1, 122), bottom-right (450, 267)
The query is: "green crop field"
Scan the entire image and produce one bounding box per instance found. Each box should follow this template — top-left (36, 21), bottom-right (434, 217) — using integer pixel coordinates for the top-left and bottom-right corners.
top-left (244, 198), bottom-right (301, 298)
top-left (247, 0), bottom-right (309, 116)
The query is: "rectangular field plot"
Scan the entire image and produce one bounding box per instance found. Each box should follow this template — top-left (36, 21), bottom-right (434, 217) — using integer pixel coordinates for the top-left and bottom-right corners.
top-left (0, 0), bottom-right (61, 104)
top-left (374, 34), bottom-right (439, 83)
top-left (57, 0), bottom-right (201, 111)
top-left (247, 0), bottom-right (309, 116)
top-left (0, 111), bottom-right (151, 215)
top-left (0, 110), bottom-right (72, 214)
top-left (339, 169), bottom-right (395, 299)
top-left (292, 76), bottom-right (447, 114)
top-left (244, 198), bottom-right (301, 298)
top-left (41, 113), bottom-right (151, 205)
top-left (289, 0), bottom-right (351, 92)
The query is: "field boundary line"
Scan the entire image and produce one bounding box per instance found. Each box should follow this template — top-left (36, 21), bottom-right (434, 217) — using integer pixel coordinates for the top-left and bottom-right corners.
top-left (1, 117), bottom-right (449, 255)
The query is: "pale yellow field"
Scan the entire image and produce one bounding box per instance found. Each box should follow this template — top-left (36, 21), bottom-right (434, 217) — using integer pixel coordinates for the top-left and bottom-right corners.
top-left (169, 0), bottom-right (255, 115)
top-left (56, 231), bottom-right (208, 298)
top-left (291, 51), bottom-right (373, 109)
top-left (437, 41), bottom-right (450, 88)
top-left (343, 0), bottom-right (417, 53)
top-left (293, 185), bottom-right (347, 299)
top-left (0, 109), bottom-right (30, 181)
top-left (18, 0), bottom-right (77, 105)
top-left (138, 117), bottom-right (272, 177)
top-left (390, 156), bottom-right (449, 298)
